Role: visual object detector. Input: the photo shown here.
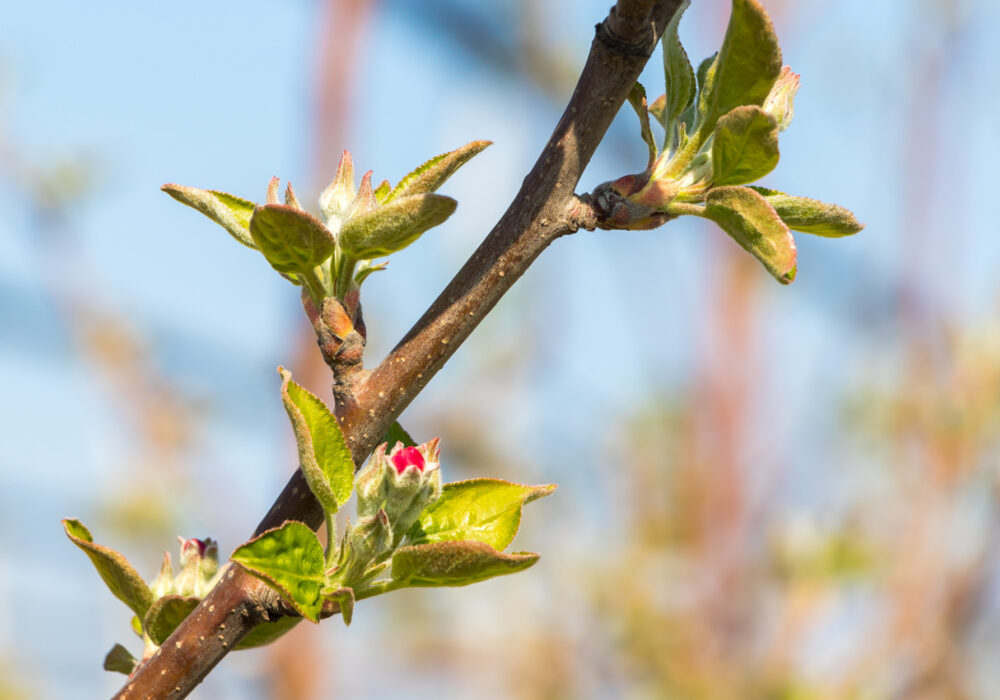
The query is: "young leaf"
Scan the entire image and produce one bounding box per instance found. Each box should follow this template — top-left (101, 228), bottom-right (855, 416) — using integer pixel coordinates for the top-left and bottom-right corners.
top-left (391, 540), bottom-right (539, 587)
top-left (249, 204), bottom-right (336, 275)
top-left (103, 644), bottom-right (137, 675)
top-left (278, 367), bottom-right (354, 515)
top-left (627, 83), bottom-right (658, 170)
top-left (661, 0), bottom-right (695, 148)
top-left (373, 179), bottom-right (392, 204)
top-left (748, 187), bottom-right (863, 237)
top-left (161, 185), bottom-right (257, 249)
top-left (382, 421), bottom-right (416, 449)
top-left (235, 617), bottom-right (301, 650)
top-left (701, 0), bottom-right (782, 129)
top-left (63, 519), bottom-right (153, 619)
top-left (338, 193), bottom-right (457, 260)
top-left (711, 106), bottom-right (779, 186)
top-left (143, 595), bottom-right (200, 645)
top-left (704, 185), bottom-right (797, 284)
top-left (323, 587), bottom-right (356, 626)
top-left (385, 140), bottom-right (491, 202)
top-left (231, 522), bottom-right (326, 623)
top-left (407, 479), bottom-right (556, 551)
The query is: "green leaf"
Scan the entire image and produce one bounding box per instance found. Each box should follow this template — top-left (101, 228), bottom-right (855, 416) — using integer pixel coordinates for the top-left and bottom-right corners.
top-left (103, 644), bottom-right (137, 675)
top-left (63, 519), bottom-right (153, 619)
top-left (701, 0), bottom-right (782, 129)
top-left (711, 106), bottom-right (779, 186)
top-left (382, 421), bottom-right (416, 448)
top-left (385, 140), bottom-right (491, 202)
top-left (278, 367), bottom-right (354, 515)
top-left (143, 595), bottom-right (200, 645)
top-left (704, 186), bottom-right (796, 283)
top-left (231, 522), bottom-right (326, 622)
top-left (407, 479), bottom-right (555, 551)
top-left (373, 179), bottom-right (392, 204)
top-left (235, 617), bottom-right (301, 650)
top-left (249, 204), bottom-right (336, 275)
top-left (391, 540), bottom-right (539, 587)
top-left (661, 0), bottom-right (695, 148)
top-left (162, 184), bottom-right (257, 249)
top-left (748, 187), bottom-right (863, 237)
top-left (627, 83), bottom-right (658, 170)
top-left (322, 587), bottom-right (355, 626)
top-left (338, 193), bottom-right (457, 260)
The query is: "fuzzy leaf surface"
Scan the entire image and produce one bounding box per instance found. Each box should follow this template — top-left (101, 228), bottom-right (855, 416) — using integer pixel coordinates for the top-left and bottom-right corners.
top-left (231, 522), bottom-right (325, 622)
top-left (701, 0), bottom-right (782, 129)
top-left (704, 186), bottom-right (797, 284)
top-left (278, 367), bottom-right (354, 514)
top-left (392, 540), bottom-right (539, 587)
top-left (338, 193), bottom-right (456, 260)
top-left (103, 644), bottom-right (137, 675)
top-left (162, 185), bottom-right (257, 248)
top-left (143, 595), bottom-right (200, 645)
top-left (407, 479), bottom-right (556, 551)
top-left (712, 106), bottom-right (779, 186)
top-left (386, 140), bottom-right (490, 202)
top-left (628, 83), bottom-right (658, 169)
top-left (749, 187), bottom-right (863, 237)
top-left (324, 587), bottom-right (355, 626)
top-left (249, 204), bottom-right (335, 275)
top-left (63, 519), bottom-right (153, 619)
top-left (661, 0), bottom-right (694, 146)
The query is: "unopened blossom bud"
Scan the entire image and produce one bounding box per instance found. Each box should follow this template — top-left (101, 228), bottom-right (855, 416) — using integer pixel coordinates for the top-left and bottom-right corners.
top-left (356, 439), bottom-right (443, 536)
top-left (337, 509), bottom-right (393, 584)
top-left (763, 66), bottom-right (800, 132)
top-left (174, 537), bottom-right (219, 597)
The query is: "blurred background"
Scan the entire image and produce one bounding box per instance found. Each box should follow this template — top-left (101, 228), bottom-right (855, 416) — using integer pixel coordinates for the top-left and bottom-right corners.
top-left (2, 0), bottom-right (999, 697)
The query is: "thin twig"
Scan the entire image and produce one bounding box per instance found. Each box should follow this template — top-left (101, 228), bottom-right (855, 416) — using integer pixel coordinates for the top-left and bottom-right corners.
top-left (113, 2), bottom-right (683, 697)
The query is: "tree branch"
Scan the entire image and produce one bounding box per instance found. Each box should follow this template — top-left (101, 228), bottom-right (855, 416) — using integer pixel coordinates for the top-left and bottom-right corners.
top-left (114, 2), bottom-right (684, 697)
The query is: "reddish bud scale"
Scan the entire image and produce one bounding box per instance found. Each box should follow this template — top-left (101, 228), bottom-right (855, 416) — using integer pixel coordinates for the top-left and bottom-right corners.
top-left (391, 446), bottom-right (426, 474)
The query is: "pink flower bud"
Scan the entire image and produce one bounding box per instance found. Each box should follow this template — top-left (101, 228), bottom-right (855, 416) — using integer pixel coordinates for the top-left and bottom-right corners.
top-left (390, 446), bottom-right (426, 474)
top-left (180, 537), bottom-right (208, 560)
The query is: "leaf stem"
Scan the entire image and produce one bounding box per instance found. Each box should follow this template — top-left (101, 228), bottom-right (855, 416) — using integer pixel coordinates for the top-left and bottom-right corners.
top-left (666, 201), bottom-right (706, 217)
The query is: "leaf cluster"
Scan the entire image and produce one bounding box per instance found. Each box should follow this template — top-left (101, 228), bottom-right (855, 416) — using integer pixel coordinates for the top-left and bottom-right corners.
top-left (230, 370), bottom-right (555, 625)
top-left (162, 141), bottom-right (489, 305)
top-left (608, 0), bottom-right (862, 283)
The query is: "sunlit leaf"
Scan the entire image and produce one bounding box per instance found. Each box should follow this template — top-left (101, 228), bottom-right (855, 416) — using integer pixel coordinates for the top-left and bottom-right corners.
top-left (385, 141), bottom-right (490, 202)
top-left (700, 0), bottom-right (782, 129)
top-left (161, 184), bottom-right (257, 249)
top-left (749, 187), bottom-right (863, 237)
top-left (249, 204), bottom-right (336, 275)
top-left (407, 479), bottom-right (556, 551)
top-left (232, 522), bottom-right (325, 622)
top-left (391, 540), bottom-right (539, 587)
top-left (338, 193), bottom-right (456, 260)
top-left (277, 367), bottom-right (354, 514)
top-left (712, 106), bottom-right (779, 186)
top-left (704, 185), bottom-right (796, 283)
top-left (63, 519), bottom-right (153, 619)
